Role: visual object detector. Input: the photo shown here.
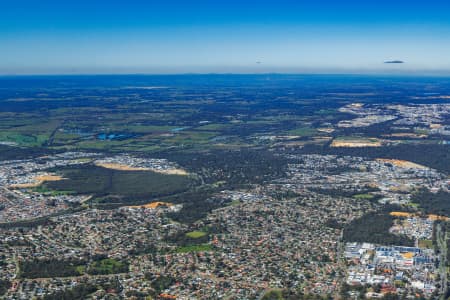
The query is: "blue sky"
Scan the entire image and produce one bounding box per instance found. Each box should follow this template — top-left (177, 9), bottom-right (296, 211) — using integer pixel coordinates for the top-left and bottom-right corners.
top-left (1, 0), bottom-right (450, 74)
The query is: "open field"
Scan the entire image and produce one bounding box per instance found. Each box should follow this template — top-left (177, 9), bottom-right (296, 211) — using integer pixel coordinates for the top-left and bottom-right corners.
top-left (331, 138), bottom-right (382, 147)
top-left (185, 231), bottom-right (207, 239)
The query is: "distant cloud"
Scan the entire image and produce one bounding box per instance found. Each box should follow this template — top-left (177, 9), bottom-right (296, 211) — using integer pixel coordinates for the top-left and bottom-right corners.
top-left (384, 60), bottom-right (405, 64)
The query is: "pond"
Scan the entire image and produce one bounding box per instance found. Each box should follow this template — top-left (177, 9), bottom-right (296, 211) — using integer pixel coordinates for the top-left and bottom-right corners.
top-left (97, 133), bottom-right (138, 141)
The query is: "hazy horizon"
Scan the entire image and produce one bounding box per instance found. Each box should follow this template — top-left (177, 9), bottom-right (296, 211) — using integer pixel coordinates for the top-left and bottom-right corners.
top-left (1, 0), bottom-right (450, 75)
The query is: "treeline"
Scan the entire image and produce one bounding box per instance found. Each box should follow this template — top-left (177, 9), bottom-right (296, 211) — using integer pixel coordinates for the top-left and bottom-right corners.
top-left (160, 149), bottom-right (288, 185)
top-left (19, 256), bottom-right (128, 279)
top-left (411, 189), bottom-right (450, 217)
top-left (0, 145), bottom-right (57, 161)
top-left (165, 188), bottom-right (228, 223)
top-left (343, 210), bottom-right (414, 246)
top-left (157, 148), bottom-right (290, 223)
top-left (0, 280), bottom-right (11, 296)
top-left (45, 164), bottom-right (193, 202)
top-left (19, 258), bottom-right (85, 278)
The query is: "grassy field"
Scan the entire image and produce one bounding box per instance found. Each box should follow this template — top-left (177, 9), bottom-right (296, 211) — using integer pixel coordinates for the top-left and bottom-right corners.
top-left (185, 231), bottom-right (208, 239)
top-left (286, 126), bottom-right (317, 137)
top-left (418, 239), bottom-right (433, 249)
top-left (0, 132), bottom-right (49, 147)
top-left (353, 193), bottom-right (375, 200)
top-left (196, 123), bottom-right (230, 131)
top-left (32, 185), bottom-right (75, 196)
top-left (87, 258), bottom-right (128, 275)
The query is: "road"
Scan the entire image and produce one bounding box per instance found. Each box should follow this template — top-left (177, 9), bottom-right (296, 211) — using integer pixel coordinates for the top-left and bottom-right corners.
top-left (436, 223), bottom-right (448, 299)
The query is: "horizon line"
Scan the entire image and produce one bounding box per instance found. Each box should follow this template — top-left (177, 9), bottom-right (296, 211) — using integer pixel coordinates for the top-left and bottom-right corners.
top-left (2, 71), bottom-right (450, 78)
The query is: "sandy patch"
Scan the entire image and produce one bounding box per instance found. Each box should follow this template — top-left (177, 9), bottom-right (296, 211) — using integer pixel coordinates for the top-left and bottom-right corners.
top-left (427, 214), bottom-right (450, 221)
top-left (390, 212), bottom-right (450, 221)
top-left (96, 162), bottom-right (188, 175)
top-left (95, 162), bottom-right (150, 171)
top-left (430, 124), bottom-right (442, 129)
top-left (9, 174), bottom-right (64, 188)
top-left (390, 212), bottom-right (414, 218)
top-left (376, 159), bottom-right (428, 170)
top-left (128, 201), bottom-right (173, 209)
top-left (35, 175), bottom-right (64, 182)
top-left (331, 139), bottom-right (382, 148)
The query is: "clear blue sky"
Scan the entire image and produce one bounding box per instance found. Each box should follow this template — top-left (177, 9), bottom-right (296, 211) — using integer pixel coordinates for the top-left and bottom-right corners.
top-left (1, 0), bottom-right (450, 74)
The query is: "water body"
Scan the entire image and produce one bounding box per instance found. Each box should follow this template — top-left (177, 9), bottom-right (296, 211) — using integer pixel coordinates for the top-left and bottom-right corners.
top-left (63, 128), bottom-right (139, 141)
top-left (97, 133), bottom-right (138, 141)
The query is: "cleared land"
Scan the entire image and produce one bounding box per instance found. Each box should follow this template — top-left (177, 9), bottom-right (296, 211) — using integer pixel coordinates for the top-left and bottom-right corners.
top-left (390, 211), bottom-right (450, 221)
top-left (376, 158), bottom-right (428, 170)
top-left (95, 162), bottom-right (150, 171)
top-left (127, 201), bottom-right (173, 209)
top-left (10, 174), bottom-right (64, 189)
top-left (95, 162), bottom-right (188, 175)
top-left (331, 138), bottom-right (382, 148)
